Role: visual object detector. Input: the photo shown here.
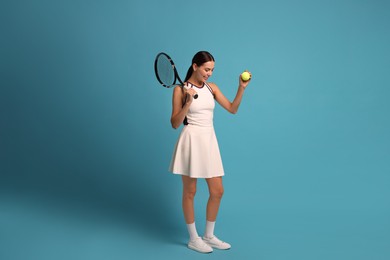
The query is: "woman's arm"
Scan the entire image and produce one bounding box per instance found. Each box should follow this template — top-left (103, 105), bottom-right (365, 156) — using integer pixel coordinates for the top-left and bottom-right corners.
top-left (170, 86), bottom-right (196, 129)
top-left (211, 74), bottom-right (251, 114)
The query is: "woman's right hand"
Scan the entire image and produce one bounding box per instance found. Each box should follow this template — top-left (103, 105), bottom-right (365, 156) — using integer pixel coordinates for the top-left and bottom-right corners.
top-left (184, 85), bottom-right (197, 104)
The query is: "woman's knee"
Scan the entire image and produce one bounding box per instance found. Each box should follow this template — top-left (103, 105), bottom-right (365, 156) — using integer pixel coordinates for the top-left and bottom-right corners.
top-left (210, 186), bottom-right (224, 199)
top-left (183, 187), bottom-right (197, 200)
top-left (206, 177), bottom-right (224, 199)
top-left (182, 176), bottom-right (197, 200)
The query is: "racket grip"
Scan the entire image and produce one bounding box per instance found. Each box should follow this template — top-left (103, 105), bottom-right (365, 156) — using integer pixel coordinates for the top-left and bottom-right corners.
top-left (184, 84), bottom-right (198, 99)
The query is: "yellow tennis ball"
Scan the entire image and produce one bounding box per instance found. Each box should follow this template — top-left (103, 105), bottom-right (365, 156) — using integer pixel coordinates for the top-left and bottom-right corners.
top-left (241, 71), bottom-right (251, 81)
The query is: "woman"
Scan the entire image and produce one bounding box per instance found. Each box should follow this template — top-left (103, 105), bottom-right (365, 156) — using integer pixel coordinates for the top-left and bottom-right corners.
top-left (169, 51), bottom-right (251, 253)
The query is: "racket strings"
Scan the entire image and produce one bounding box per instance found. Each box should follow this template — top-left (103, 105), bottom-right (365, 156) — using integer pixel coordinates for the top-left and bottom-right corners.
top-left (157, 56), bottom-right (175, 87)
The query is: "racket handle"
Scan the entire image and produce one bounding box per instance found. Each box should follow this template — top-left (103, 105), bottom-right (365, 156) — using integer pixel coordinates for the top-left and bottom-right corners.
top-left (183, 84), bottom-right (198, 99)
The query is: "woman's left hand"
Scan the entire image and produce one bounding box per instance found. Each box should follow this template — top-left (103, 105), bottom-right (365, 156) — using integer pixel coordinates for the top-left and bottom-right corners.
top-left (239, 71), bottom-right (252, 89)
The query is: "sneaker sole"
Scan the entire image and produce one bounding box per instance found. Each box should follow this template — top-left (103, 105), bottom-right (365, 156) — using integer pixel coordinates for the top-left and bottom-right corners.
top-left (188, 245), bottom-right (213, 253)
top-left (203, 239), bottom-right (231, 250)
top-left (208, 245), bottom-right (231, 250)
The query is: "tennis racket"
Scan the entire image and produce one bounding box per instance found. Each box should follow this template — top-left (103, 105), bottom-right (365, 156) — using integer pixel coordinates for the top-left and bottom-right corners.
top-left (154, 52), bottom-right (198, 99)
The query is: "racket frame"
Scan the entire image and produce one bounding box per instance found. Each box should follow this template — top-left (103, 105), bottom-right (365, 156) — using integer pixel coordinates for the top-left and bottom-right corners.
top-left (154, 52), bottom-right (184, 88)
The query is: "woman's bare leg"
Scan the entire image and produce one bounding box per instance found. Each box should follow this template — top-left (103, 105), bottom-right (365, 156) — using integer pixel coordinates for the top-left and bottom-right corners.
top-left (182, 175), bottom-right (198, 224)
top-left (205, 177), bottom-right (224, 222)
top-left (203, 177), bottom-right (231, 249)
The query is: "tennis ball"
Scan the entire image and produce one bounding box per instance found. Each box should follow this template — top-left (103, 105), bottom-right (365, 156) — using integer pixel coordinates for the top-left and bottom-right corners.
top-left (241, 71), bottom-right (251, 81)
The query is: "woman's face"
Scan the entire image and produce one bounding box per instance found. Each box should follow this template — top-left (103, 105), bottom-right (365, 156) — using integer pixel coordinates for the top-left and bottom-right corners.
top-left (193, 61), bottom-right (215, 83)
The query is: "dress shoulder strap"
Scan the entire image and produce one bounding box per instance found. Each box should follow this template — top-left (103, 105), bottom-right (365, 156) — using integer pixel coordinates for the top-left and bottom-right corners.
top-left (204, 82), bottom-right (214, 96)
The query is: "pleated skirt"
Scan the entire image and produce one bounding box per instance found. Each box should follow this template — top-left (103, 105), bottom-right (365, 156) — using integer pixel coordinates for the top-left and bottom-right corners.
top-left (169, 124), bottom-right (224, 178)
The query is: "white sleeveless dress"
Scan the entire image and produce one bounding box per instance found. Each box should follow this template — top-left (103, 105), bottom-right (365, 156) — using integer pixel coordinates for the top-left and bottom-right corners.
top-left (169, 82), bottom-right (224, 178)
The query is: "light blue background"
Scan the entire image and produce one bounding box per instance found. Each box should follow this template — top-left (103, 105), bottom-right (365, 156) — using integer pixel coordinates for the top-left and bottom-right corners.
top-left (1, 0), bottom-right (389, 259)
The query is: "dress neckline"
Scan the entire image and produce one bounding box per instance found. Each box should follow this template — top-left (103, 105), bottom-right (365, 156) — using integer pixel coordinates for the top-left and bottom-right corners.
top-left (187, 82), bottom-right (205, 89)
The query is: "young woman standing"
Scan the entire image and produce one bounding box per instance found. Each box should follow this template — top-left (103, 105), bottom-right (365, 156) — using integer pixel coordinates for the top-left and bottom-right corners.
top-left (169, 51), bottom-right (251, 253)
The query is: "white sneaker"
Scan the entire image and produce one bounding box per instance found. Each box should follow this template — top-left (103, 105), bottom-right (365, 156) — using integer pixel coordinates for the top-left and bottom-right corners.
top-left (203, 235), bottom-right (231, 250)
top-left (188, 237), bottom-right (213, 253)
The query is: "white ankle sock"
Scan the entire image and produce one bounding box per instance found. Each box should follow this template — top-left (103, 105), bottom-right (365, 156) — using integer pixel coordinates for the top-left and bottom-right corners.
top-left (204, 220), bottom-right (215, 238)
top-left (187, 222), bottom-right (199, 241)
